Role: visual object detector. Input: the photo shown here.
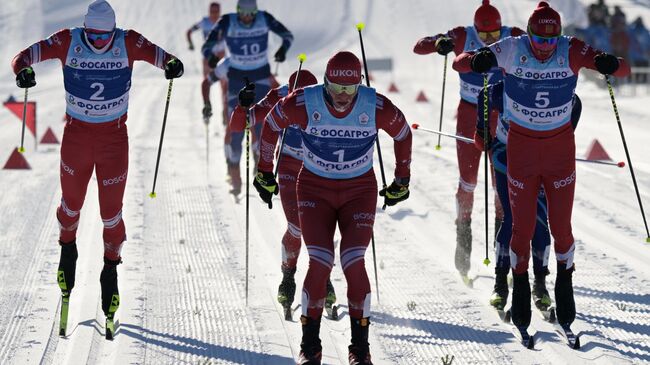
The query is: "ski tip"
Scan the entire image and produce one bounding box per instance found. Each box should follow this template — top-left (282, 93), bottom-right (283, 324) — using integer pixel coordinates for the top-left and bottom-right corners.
top-left (149, 192), bottom-right (157, 198)
top-left (411, 123), bottom-right (419, 129)
top-left (356, 22), bottom-right (365, 31)
top-left (435, 145), bottom-right (441, 151)
top-left (617, 161), bottom-right (625, 168)
top-left (298, 53), bottom-right (307, 62)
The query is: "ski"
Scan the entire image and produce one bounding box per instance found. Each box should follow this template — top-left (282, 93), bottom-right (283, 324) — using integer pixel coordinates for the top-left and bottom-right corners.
top-left (512, 325), bottom-right (535, 349)
top-left (535, 305), bottom-right (556, 323)
top-left (493, 307), bottom-right (511, 323)
top-left (105, 315), bottom-right (115, 340)
top-left (554, 323), bottom-right (582, 349)
top-left (59, 292), bottom-right (70, 337)
top-left (283, 303), bottom-right (300, 321)
top-left (460, 274), bottom-right (476, 288)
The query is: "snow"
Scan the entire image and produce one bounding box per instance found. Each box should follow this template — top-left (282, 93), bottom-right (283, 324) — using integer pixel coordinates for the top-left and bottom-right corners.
top-left (0, 0), bottom-right (649, 364)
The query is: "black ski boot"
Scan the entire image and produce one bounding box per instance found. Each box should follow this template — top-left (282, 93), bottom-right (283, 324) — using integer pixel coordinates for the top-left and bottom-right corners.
top-left (555, 263), bottom-right (576, 326)
top-left (57, 240), bottom-right (78, 336)
top-left (455, 219), bottom-right (472, 285)
top-left (533, 268), bottom-right (552, 311)
top-left (277, 266), bottom-right (296, 320)
top-left (511, 272), bottom-right (531, 328)
top-left (348, 317), bottom-right (373, 365)
top-left (100, 257), bottom-right (121, 340)
top-left (202, 101), bottom-right (212, 122)
top-left (490, 267), bottom-right (509, 310)
top-left (297, 315), bottom-right (322, 364)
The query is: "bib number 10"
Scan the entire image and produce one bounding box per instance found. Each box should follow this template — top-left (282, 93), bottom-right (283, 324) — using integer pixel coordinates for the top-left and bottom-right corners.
top-left (240, 43), bottom-right (260, 55)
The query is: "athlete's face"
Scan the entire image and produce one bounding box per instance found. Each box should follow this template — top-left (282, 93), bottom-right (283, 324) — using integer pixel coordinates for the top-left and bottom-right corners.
top-left (478, 29), bottom-right (501, 44)
top-left (84, 28), bottom-right (115, 49)
top-left (209, 5), bottom-right (220, 22)
top-left (529, 31), bottom-right (560, 61)
top-left (325, 79), bottom-right (359, 111)
top-left (237, 7), bottom-right (256, 25)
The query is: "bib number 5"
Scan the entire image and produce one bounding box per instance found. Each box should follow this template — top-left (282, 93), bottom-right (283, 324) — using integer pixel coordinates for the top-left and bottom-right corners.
top-left (534, 91), bottom-right (550, 108)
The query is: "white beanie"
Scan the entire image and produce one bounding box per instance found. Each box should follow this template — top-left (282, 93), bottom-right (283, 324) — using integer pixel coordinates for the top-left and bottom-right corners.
top-left (84, 0), bottom-right (116, 31)
top-left (237, 0), bottom-right (257, 10)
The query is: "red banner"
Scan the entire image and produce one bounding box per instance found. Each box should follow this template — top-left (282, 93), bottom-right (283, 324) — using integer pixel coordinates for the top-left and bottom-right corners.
top-left (4, 101), bottom-right (36, 137)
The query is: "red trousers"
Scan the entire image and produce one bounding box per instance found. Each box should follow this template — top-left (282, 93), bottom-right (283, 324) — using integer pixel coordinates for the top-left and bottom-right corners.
top-left (507, 123), bottom-right (576, 274)
top-left (297, 169), bottom-right (377, 320)
top-left (278, 155), bottom-right (302, 270)
top-left (57, 117), bottom-right (128, 261)
top-left (456, 100), bottom-right (503, 222)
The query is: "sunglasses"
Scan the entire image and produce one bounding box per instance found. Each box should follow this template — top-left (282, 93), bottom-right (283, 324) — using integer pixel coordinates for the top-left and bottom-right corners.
top-left (237, 6), bottom-right (257, 17)
top-left (529, 32), bottom-right (560, 46)
top-left (86, 31), bottom-right (113, 41)
top-left (478, 30), bottom-right (501, 39)
top-left (326, 79), bottom-right (359, 95)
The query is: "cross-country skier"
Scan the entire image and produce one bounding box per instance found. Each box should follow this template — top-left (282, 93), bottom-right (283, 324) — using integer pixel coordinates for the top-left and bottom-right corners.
top-left (413, 0), bottom-right (522, 284)
top-left (185, 2), bottom-right (229, 125)
top-left (476, 80), bottom-right (583, 312)
top-left (201, 0), bottom-right (292, 196)
top-left (455, 1), bottom-right (630, 333)
top-left (230, 70), bottom-right (338, 317)
top-left (253, 51), bottom-right (412, 365)
top-left (11, 0), bottom-right (184, 338)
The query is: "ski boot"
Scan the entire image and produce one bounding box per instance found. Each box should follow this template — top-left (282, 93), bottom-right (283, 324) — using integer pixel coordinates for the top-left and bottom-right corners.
top-left (555, 263), bottom-right (576, 326)
top-left (348, 317), bottom-right (373, 365)
top-left (489, 267), bottom-right (509, 310)
top-left (325, 279), bottom-right (338, 319)
top-left (227, 162), bottom-right (242, 196)
top-left (100, 257), bottom-right (121, 340)
top-left (277, 266), bottom-right (296, 320)
top-left (510, 272), bottom-right (531, 329)
top-left (57, 240), bottom-right (78, 337)
top-left (532, 269), bottom-right (552, 311)
top-left (202, 101), bottom-right (212, 124)
top-left (297, 315), bottom-right (323, 365)
top-left (454, 219), bottom-right (472, 286)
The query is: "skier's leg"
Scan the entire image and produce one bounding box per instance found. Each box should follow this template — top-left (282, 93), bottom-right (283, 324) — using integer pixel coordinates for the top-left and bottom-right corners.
top-left (491, 143), bottom-right (510, 309)
top-left (532, 187), bottom-right (552, 310)
top-left (277, 157), bottom-right (302, 307)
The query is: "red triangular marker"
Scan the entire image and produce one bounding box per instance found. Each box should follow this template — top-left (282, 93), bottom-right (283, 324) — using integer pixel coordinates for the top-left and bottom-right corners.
top-left (40, 127), bottom-right (60, 144)
top-left (3, 148), bottom-right (31, 170)
top-left (388, 82), bottom-right (399, 93)
top-left (416, 90), bottom-right (429, 102)
top-left (3, 101), bottom-right (36, 136)
top-left (585, 139), bottom-right (612, 161)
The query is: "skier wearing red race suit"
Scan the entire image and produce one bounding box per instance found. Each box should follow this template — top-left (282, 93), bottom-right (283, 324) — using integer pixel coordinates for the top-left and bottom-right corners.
top-left (454, 1), bottom-right (630, 329)
top-left (253, 51), bottom-right (412, 365)
top-left (230, 70), bottom-right (340, 313)
top-left (11, 0), bottom-right (183, 331)
top-left (413, 0), bottom-right (521, 281)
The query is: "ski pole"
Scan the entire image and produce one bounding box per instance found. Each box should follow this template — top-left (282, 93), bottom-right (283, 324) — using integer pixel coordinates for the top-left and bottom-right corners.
top-left (274, 53), bottom-right (307, 179)
top-left (149, 79), bottom-right (174, 198)
top-left (605, 75), bottom-right (650, 242)
top-left (245, 107), bottom-right (251, 305)
top-left (357, 22), bottom-right (382, 304)
top-left (575, 158), bottom-right (625, 167)
top-left (18, 88), bottom-right (29, 153)
top-left (412, 123), bottom-right (473, 143)
top-left (435, 54), bottom-right (448, 150)
top-left (482, 74), bottom-right (490, 266)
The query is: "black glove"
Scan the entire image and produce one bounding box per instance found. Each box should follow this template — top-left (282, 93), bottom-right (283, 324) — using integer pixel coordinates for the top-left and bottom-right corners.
top-left (16, 67), bottom-right (36, 88)
top-left (253, 171), bottom-right (279, 209)
top-left (164, 59), bottom-right (184, 79)
top-left (471, 48), bottom-right (497, 74)
top-left (594, 53), bottom-right (620, 75)
top-left (208, 53), bottom-right (220, 68)
top-left (238, 79), bottom-right (256, 108)
top-left (274, 45), bottom-right (287, 63)
top-left (188, 42), bottom-right (194, 51)
top-left (379, 178), bottom-right (410, 207)
top-left (435, 37), bottom-right (454, 56)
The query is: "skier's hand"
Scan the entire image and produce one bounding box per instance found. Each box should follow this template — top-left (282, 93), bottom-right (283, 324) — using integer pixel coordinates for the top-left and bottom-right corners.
top-left (188, 42), bottom-right (194, 51)
top-left (594, 53), bottom-right (619, 75)
top-left (16, 67), bottom-right (36, 88)
top-left (208, 53), bottom-right (220, 68)
top-left (379, 178), bottom-right (410, 207)
top-left (253, 170), bottom-right (278, 209)
top-left (164, 58), bottom-right (184, 79)
top-left (435, 37), bottom-right (454, 56)
top-left (274, 45), bottom-right (287, 63)
top-left (238, 79), bottom-right (256, 108)
top-left (470, 48), bottom-right (496, 74)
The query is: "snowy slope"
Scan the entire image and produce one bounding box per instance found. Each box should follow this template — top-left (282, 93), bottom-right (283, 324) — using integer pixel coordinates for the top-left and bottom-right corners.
top-left (0, 0), bottom-right (649, 364)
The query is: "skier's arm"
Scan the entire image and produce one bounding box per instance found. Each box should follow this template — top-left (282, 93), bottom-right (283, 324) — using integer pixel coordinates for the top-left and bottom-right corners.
top-left (569, 37), bottom-right (631, 77)
top-left (202, 17), bottom-right (228, 59)
top-left (265, 12), bottom-right (293, 52)
top-left (186, 22), bottom-right (200, 49)
top-left (230, 88), bottom-right (280, 133)
top-left (257, 90), bottom-right (308, 173)
top-left (11, 29), bottom-right (71, 74)
top-left (124, 30), bottom-right (178, 69)
top-left (453, 37), bottom-right (514, 73)
top-left (375, 94), bottom-right (412, 179)
top-left (413, 27), bottom-right (466, 56)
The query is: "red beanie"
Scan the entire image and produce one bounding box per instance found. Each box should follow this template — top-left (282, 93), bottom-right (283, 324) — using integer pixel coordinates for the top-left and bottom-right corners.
top-left (288, 69), bottom-right (318, 92)
top-left (325, 51), bottom-right (362, 85)
top-left (474, 0), bottom-right (501, 32)
top-left (528, 1), bottom-right (562, 37)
